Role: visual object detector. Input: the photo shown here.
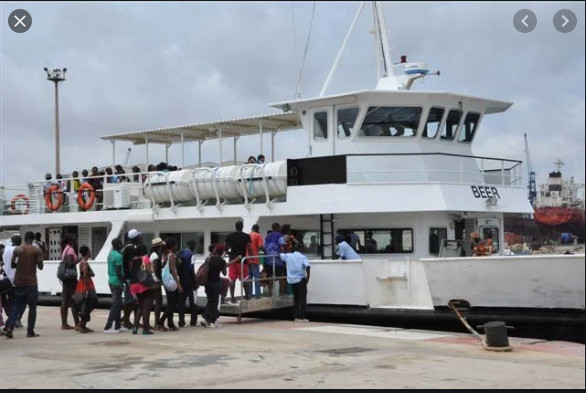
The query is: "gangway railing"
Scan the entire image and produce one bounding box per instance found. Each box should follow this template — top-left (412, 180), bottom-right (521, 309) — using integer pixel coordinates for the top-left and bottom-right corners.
top-left (222, 254), bottom-right (292, 323)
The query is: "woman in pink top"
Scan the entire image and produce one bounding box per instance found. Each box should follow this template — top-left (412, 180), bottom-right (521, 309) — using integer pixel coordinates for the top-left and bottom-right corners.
top-left (60, 236), bottom-right (79, 330)
top-left (129, 244), bottom-right (154, 335)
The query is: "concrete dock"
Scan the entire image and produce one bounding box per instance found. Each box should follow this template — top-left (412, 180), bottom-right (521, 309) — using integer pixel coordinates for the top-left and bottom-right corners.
top-left (1, 307), bottom-right (584, 389)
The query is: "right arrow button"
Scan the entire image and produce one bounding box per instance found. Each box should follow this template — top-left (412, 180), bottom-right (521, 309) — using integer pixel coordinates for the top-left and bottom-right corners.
top-left (554, 9), bottom-right (577, 33)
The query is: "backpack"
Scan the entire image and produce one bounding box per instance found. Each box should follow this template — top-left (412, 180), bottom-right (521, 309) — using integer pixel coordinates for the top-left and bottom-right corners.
top-left (161, 254), bottom-right (178, 292)
top-left (194, 256), bottom-right (210, 287)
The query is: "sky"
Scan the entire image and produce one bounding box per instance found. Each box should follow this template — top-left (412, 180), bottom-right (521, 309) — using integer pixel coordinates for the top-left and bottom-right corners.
top-left (1, 1), bottom-right (585, 197)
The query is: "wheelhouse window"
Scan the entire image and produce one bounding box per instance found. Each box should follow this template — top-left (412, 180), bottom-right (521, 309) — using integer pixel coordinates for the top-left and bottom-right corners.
top-left (343, 228), bottom-right (413, 254)
top-left (313, 111), bottom-right (328, 140)
top-left (360, 106), bottom-right (422, 137)
top-left (422, 107), bottom-right (445, 139)
top-left (337, 107), bottom-right (359, 139)
top-left (458, 112), bottom-right (481, 142)
top-left (441, 110), bottom-right (462, 140)
top-left (429, 227), bottom-right (447, 255)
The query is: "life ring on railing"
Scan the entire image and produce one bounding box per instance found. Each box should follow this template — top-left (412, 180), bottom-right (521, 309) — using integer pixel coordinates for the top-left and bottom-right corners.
top-left (77, 182), bottom-right (96, 211)
top-left (10, 194), bottom-right (30, 214)
top-left (45, 184), bottom-right (64, 212)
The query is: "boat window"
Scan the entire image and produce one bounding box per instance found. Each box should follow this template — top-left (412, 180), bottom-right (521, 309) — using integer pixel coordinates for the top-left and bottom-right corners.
top-left (160, 231), bottom-right (204, 254)
top-left (141, 233), bottom-right (155, 248)
top-left (360, 106), bottom-right (421, 137)
top-left (440, 110), bottom-right (462, 140)
top-left (337, 107), bottom-right (359, 139)
top-left (211, 231), bottom-right (231, 246)
top-left (295, 230), bottom-right (321, 254)
top-left (91, 227), bottom-right (108, 257)
top-left (345, 228), bottom-right (413, 254)
top-left (422, 107), bottom-right (445, 139)
top-left (429, 227), bottom-right (447, 255)
top-left (458, 112), bottom-right (481, 142)
top-left (181, 232), bottom-right (205, 254)
top-left (313, 111), bottom-right (328, 140)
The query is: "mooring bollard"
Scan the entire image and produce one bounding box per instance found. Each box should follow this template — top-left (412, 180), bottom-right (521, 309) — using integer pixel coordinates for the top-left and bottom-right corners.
top-left (479, 321), bottom-right (513, 351)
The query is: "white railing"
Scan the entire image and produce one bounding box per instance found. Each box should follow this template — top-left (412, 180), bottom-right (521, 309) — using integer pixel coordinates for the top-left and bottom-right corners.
top-left (346, 153), bottom-right (523, 186)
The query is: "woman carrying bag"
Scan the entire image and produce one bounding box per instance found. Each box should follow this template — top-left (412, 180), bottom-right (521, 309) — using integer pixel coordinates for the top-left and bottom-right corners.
top-left (74, 246), bottom-right (97, 333)
top-left (129, 244), bottom-right (154, 335)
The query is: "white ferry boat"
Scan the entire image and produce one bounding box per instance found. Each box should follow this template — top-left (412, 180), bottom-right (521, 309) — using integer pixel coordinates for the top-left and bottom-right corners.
top-left (1, 2), bottom-right (583, 340)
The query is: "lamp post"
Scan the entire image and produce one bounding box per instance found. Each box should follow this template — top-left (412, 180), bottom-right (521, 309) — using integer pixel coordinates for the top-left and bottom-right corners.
top-left (44, 67), bottom-right (67, 175)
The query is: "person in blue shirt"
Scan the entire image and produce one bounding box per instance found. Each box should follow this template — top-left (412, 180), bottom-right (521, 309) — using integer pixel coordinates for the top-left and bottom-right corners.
top-left (335, 235), bottom-right (361, 260)
top-left (279, 235), bottom-right (310, 322)
top-left (177, 240), bottom-right (197, 327)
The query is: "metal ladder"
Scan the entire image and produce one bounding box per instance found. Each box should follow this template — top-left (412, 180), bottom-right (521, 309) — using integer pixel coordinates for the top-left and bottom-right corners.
top-left (320, 214), bottom-right (335, 260)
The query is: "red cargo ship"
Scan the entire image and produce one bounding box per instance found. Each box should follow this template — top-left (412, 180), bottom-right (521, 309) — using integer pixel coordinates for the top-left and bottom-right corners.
top-left (534, 163), bottom-right (585, 242)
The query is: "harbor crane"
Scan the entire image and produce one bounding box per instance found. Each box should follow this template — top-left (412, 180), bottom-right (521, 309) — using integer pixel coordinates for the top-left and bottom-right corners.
top-left (524, 133), bottom-right (537, 206)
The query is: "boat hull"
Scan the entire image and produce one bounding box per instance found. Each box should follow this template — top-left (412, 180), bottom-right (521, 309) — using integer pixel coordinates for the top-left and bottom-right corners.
top-left (534, 207), bottom-right (585, 242)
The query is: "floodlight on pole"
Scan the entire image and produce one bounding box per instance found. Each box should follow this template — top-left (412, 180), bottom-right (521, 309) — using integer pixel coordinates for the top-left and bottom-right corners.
top-left (45, 67), bottom-right (67, 175)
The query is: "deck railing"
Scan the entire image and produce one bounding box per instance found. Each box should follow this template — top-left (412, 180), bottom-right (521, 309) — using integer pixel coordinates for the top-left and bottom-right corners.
top-left (1, 153), bottom-right (524, 216)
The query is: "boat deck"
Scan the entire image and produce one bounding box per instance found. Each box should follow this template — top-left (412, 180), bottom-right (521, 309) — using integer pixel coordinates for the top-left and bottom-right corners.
top-left (1, 307), bottom-right (583, 389)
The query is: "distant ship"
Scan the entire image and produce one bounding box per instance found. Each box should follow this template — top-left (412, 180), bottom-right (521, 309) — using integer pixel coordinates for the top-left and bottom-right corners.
top-left (534, 160), bottom-right (585, 243)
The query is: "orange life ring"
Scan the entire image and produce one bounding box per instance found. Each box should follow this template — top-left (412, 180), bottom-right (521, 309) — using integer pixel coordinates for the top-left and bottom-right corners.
top-left (45, 184), bottom-right (64, 212)
top-left (77, 182), bottom-right (96, 211)
top-left (10, 194), bottom-right (30, 214)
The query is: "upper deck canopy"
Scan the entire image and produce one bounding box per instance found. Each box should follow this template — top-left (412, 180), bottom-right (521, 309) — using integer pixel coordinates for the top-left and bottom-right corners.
top-left (100, 112), bottom-right (301, 145)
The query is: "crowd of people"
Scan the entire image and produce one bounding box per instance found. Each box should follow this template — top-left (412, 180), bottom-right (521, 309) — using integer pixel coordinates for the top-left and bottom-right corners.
top-left (0, 220), bottom-right (311, 339)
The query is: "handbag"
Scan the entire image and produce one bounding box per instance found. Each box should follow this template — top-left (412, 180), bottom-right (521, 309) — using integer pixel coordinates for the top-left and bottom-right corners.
top-left (0, 271), bottom-right (12, 293)
top-left (57, 259), bottom-right (78, 281)
top-left (161, 258), bottom-right (178, 292)
top-left (138, 268), bottom-right (155, 287)
top-left (195, 257), bottom-right (210, 287)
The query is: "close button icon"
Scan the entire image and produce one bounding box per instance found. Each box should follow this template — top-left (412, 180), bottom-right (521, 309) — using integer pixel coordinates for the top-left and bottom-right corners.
top-left (8, 9), bottom-right (32, 33)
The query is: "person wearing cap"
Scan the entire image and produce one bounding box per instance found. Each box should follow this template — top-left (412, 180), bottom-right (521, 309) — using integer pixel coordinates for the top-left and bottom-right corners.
top-left (149, 237), bottom-right (166, 331)
top-left (335, 234), bottom-right (361, 261)
top-left (279, 235), bottom-right (310, 322)
top-left (104, 238), bottom-right (126, 333)
top-left (121, 229), bottom-right (142, 329)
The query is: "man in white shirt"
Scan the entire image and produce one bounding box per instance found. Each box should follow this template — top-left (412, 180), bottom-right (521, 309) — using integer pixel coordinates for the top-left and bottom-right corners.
top-left (1, 235), bottom-right (24, 328)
